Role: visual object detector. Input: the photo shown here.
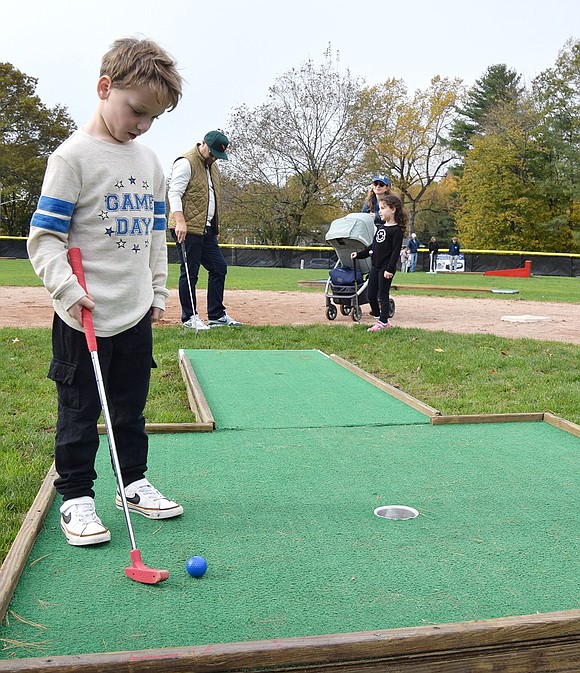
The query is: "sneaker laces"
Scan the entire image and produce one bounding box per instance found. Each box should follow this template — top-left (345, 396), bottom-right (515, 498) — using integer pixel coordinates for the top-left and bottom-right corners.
top-left (71, 503), bottom-right (100, 524)
top-left (130, 482), bottom-right (164, 502)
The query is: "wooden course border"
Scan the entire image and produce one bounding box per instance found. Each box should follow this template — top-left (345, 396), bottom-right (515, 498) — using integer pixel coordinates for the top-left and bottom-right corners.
top-left (328, 354), bottom-right (441, 418)
top-left (298, 280), bottom-right (493, 293)
top-left (3, 356), bottom-right (580, 672)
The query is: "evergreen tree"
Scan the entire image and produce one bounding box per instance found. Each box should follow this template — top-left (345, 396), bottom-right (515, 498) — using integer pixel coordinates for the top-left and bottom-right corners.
top-left (449, 64), bottom-right (524, 160)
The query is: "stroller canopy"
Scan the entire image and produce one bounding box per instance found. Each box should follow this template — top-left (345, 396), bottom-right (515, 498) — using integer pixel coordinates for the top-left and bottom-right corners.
top-left (325, 213), bottom-right (375, 271)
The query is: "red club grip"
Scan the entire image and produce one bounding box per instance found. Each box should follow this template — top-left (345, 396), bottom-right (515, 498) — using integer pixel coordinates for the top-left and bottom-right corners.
top-left (68, 248), bottom-right (98, 353)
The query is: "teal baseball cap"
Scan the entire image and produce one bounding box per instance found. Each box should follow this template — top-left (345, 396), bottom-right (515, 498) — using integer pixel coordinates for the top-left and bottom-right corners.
top-left (204, 130), bottom-right (229, 160)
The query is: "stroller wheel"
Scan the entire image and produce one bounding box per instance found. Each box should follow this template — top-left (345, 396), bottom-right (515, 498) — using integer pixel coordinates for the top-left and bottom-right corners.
top-left (352, 306), bottom-right (363, 322)
top-left (389, 298), bottom-right (396, 318)
top-left (326, 305), bottom-right (337, 320)
top-left (340, 305), bottom-right (351, 316)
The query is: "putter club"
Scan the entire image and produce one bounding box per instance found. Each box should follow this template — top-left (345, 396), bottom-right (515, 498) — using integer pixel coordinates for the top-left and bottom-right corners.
top-left (68, 248), bottom-right (169, 585)
top-left (181, 242), bottom-right (198, 335)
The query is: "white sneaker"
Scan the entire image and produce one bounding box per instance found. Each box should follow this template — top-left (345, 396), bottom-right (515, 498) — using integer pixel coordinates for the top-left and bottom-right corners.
top-left (60, 496), bottom-right (111, 546)
top-left (116, 478), bottom-right (183, 519)
top-left (208, 312), bottom-right (243, 327)
top-left (183, 314), bottom-right (210, 331)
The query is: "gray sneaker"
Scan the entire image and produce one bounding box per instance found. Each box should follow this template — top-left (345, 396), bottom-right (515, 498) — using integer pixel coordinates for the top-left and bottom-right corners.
top-left (208, 312), bottom-right (242, 327)
top-left (116, 478), bottom-right (183, 519)
top-left (60, 496), bottom-right (111, 546)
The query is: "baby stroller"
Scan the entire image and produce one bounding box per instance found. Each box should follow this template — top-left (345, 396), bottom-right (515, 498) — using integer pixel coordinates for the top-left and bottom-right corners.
top-left (324, 213), bottom-right (395, 322)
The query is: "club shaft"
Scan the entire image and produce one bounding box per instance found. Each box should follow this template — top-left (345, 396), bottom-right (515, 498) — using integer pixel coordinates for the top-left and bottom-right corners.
top-left (90, 351), bottom-right (137, 551)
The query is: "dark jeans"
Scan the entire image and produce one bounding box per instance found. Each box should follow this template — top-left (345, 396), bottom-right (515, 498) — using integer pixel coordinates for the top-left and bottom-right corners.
top-left (171, 229), bottom-right (227, 322)
top-left (367, 267), bottom-right (395, 323)
top-left (430, 252), bottom-right (438, 272)
top-left (49, 313), bottom-right (153, 500)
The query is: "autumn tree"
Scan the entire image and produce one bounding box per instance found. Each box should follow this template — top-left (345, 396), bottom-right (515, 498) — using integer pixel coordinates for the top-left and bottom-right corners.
top-left (456, 98), bottom-right (551, 250)
top-left (224, 48), bottom-right (365, 246)
top-left (456, 41), bottom-right (580, 253)
top-left (531, 38), bottom-right (580, 251)
top-left (0, 63), bottom-right (77, 236)
top-left (358, 76), bottom-right (463, 232)
top-left (412, 173), bottom-right (459, 243)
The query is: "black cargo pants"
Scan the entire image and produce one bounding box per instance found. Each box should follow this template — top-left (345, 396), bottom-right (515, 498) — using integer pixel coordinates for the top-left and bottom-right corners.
top-left (48, 312), bottom-right (153, 501)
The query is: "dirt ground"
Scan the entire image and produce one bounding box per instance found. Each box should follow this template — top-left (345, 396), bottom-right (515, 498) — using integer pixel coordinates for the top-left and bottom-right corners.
top-left (1, 286), bottom-right (578, 345)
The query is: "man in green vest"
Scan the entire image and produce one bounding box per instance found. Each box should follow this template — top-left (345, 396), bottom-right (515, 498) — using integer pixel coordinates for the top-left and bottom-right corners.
top-left (168, 130), bottom-right (242, 329)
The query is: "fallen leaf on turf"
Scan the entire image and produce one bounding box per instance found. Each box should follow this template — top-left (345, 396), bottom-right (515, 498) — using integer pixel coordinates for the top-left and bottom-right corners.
top-left (434, 348), bottom-right (444, 352)
top-left (11, 338), bottom-right (19, 343)
top-left (416, 365), bottom-right (422, 371)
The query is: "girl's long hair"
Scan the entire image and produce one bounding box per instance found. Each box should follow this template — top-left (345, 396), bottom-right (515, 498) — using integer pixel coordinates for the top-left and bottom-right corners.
top-left (377, 194), bottom-right (408, 231)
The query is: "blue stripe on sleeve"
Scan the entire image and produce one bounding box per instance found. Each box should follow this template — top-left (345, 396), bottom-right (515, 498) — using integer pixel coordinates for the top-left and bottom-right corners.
top-left (38, 196), bottom-right (75, 217)
top-left (154, 200), bottom-right (166, 215)
top-left (153, 216), bottom-right (167, 231)
top-left (30, 212), bottom-right (71, 233)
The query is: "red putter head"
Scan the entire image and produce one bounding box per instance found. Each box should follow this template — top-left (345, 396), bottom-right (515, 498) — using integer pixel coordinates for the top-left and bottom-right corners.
top-left (125, 549), bottom-right (169, 584)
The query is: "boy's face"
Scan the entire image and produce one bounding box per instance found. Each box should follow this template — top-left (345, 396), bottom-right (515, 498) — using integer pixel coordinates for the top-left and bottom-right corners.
top-left (97, 77), bottom-right (167, 144)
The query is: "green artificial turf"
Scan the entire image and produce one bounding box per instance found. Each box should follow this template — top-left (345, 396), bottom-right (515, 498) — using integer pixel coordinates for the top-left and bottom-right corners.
top-left (183, 349), bottom-right (430, 429)
top-left (2, 351), bottom-right (580, 661)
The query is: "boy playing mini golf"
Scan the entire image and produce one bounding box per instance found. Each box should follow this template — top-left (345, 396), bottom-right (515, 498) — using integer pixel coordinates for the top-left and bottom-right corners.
top-left (28, 37), bottom-right (184, 546)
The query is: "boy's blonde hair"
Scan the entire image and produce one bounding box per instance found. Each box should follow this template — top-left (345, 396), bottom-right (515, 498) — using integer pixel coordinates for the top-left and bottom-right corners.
top-left (100, 37), bottom-right (183, 111)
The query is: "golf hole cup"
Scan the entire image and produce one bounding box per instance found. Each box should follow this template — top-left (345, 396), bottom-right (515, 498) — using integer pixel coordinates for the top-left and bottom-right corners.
top-left (374, 505), bottom-right (419, 520)
top-left (186, 555), bottom-right (207, 578)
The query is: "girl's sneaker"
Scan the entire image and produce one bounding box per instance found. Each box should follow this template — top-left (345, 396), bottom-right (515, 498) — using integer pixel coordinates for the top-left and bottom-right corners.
top-left (367, 320), bottom-right (391, 332)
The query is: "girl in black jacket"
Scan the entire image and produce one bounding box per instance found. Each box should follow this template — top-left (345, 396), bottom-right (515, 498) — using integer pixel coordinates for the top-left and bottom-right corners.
top-left (352, 194), bottom-right (408, 331)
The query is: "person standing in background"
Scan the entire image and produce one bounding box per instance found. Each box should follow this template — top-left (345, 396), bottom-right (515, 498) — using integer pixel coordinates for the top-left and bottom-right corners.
top-left (362, 174), bottom-right (391, 224)
top-left (351, 194), bottom-right (407, 332)
top-left (168, 130), bottom-right (241, 329)
top-left (449, 236), bottom-right (461, 272)
top-left (407, 232), bottom-right (420, 272)
top-left (400, 245), bottom-right (410, 273)
top-left (428, 236), bottom-right (439, 273)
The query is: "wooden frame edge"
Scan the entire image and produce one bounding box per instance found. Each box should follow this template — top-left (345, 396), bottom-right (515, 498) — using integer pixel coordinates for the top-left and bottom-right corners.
top-left (97, 422), bottom-right (214, 434)
top-left (0, 464), bottom-right (57, 624)
top-left (3, 608), bottom-right (580, 672)
top-left (543, 412), bottom-right (580, 438)
top-left (328, 353), bottom-right (440, 418)
top-left (431, 412), bottom-right (545, 425)
top-left (178, 349), bottom-right (215, 429)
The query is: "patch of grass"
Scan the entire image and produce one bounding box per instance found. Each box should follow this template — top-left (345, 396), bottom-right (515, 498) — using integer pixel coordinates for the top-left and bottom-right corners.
top-left (1, 258), bottom-right (578, 301)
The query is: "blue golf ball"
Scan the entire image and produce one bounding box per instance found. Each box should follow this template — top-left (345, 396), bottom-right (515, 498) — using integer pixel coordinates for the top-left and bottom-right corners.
top-left (186, 555), bottom-right (207, 578)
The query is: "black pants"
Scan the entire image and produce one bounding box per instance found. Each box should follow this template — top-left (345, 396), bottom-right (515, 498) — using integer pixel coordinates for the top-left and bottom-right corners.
top-left (171, 229), bottom-right (227, 322)
top-left (49, 313), bottom-right (153, 501)
top-left (367, 266), bottom-right (395, 323)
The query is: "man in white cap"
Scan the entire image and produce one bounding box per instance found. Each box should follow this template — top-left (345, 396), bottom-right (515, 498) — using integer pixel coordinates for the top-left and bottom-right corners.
top-left (168, 130), bottom-right (241, 329)
top-left (407, 232), bottom-right (421, 272)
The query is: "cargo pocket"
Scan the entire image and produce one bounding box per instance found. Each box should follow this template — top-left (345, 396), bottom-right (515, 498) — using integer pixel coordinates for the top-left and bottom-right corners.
top-left (47, 358), bottom-right (79, 410)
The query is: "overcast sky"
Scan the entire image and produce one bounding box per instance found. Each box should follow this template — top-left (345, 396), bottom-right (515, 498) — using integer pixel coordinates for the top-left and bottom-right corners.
top-left (3, 0), bottom-right (578, 173)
